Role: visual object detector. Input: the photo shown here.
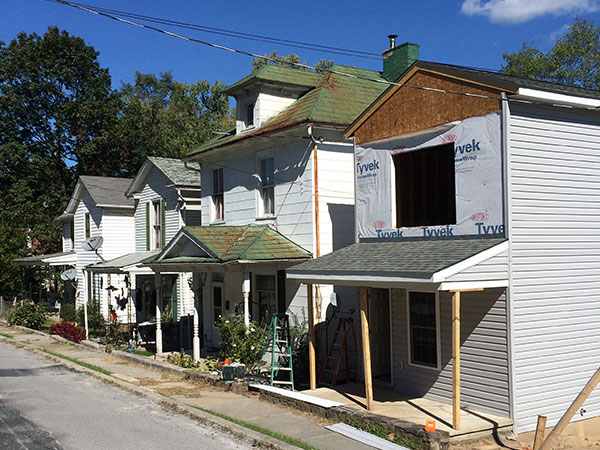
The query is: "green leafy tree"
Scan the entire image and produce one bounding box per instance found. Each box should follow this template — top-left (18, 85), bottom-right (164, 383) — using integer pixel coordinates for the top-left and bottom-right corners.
top-left (252, 50), bottom-right (333, 73)
top-left (107, 72), bottom-right (233, 175)
top-left (0, 27), bottom-right (120, 257)
top-left (502, 18), bottom-right (600, 89)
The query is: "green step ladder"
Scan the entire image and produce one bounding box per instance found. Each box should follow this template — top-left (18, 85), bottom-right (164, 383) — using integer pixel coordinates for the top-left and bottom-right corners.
top-left (259, 313), bottom-right (294, 390)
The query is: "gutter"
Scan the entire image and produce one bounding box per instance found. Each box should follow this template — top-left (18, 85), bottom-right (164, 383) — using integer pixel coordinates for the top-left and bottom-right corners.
top-left (96, 204), bottom-right (135, 210)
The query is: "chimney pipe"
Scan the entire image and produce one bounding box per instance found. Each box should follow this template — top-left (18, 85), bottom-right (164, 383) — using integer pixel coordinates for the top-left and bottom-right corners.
top-left (388, 34), bottom-right (398, 49)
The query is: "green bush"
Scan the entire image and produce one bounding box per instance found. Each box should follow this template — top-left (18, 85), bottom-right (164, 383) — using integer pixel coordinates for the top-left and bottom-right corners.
top-left (77, 299), bottom-right (105, 330)
top-left (8, 302), bottom-right (47, 330)
top-left (215, 314), bottom-right (266, 369)
top-left (166, 350), bottom-right (198, 369)
top-left (59, 303), bottom-right (77, 323)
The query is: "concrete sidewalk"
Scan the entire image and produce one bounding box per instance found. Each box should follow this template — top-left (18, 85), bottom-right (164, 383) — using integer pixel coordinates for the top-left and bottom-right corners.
top-left (0, 323), bottom-right (371, 450)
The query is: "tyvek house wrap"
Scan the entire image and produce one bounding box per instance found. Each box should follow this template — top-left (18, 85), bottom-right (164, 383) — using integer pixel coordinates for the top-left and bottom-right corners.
top-left (356, 111), bottom-right (503, 240)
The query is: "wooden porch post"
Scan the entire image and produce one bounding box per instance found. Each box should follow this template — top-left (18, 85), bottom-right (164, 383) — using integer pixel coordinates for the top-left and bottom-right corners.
top-left (359, 287), bottom-right (373, 411)
top-left (452, 290), bottom-right (461, 430)
top-left (155, 273), bottom-right (163, 354)
top-left (307, 283), bottom-right (316, 390)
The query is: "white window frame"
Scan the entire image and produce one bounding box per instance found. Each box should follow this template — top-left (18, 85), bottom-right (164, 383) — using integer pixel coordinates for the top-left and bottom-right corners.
top-left (211, 168), bottom-right (225, 223)
top-left (84, 213), bottom-right (91, 239)
top-left (406, 289), bottom-right (441, 371)
top-left (151, 199), bottom-right (162, 250)
top-left (245, 102), bottom-right (255, 129)
top-left (257, 156), bottom-right (275, 218)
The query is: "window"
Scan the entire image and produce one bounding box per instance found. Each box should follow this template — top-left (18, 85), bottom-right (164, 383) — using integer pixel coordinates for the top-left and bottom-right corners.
top-left (85, 213), bottom-right (91, 239)
top-left (69, 220), bottom-right (74, 248)
top-left (246, 103), bottom-right (254, 128)
top-left (256, 275), bottom-right (276, 325)
top-left (212, 168), bottom-right (224, 221)
top-left (259, 157), bottom-right (275, 217)
top-left (394, 143), bottom-right (456, 228)
top-left (407, 291), bottom-right (440, 369)
top-left (151, 200), bottom-right (163, 249)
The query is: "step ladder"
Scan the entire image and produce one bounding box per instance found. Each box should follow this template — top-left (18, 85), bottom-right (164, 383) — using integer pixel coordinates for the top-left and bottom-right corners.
top-left (259, 313), bottom-right (294, 390)
top-left (319, 318), bottom-right (358, 386)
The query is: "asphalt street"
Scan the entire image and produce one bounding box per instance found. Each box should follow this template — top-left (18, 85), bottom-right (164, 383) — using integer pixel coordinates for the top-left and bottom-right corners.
top-left (0, 342), bottom-right (253, 450)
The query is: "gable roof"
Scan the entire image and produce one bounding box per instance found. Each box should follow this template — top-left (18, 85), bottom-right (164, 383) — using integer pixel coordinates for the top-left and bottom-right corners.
top-left (347, 60), bottom-right (600, 137)
top-left (126, 157), bottom-right (201, 196)
top-left (153, 225), bottom-right (311, 265)
top-left (57, 176), bottom-right (134, 221)
top-left (186, 65), bottom-right (387, 158)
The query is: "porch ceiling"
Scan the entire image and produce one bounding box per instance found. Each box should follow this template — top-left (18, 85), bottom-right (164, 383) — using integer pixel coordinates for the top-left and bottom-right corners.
top-left (287, 237), bottom-right (508, 288)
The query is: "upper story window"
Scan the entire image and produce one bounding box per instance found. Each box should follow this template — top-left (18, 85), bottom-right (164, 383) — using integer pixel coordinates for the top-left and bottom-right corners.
top-left (152, 200), bottom-right (163, 249)
top-left (212, 168), bottom-right (224, 222)
top-left (84, 213), bottom-right (91, 239)
top-left (258, 157), bottom-right (275, 217)
top-left (246, 103), bottom-right (254, 128)
top-left (393, 143), bottom-right (456, 228)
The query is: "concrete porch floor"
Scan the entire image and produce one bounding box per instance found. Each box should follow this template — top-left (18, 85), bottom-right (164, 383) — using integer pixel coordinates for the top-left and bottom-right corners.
top-left (301, 382), bottom-right (513, 439)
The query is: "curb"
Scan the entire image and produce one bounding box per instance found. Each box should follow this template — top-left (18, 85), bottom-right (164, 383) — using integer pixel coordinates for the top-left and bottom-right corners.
top-left (0, 332), bottom-right (296, 450)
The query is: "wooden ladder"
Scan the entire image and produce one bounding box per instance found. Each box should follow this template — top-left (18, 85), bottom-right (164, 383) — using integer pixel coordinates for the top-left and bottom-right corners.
top-left (319, 318), bottom-right (358, 386)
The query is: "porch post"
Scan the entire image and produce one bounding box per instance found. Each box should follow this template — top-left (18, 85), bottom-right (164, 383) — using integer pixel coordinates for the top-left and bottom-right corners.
top-left (452, 290), bottom-right (461, 430)
top-left (82, 269), bottom-right (89, 340)
top-left (192, 306), bottom-right (200, 362)
top-left (359, 287), bottom-right (373, 411)
top-left (155, 273), bottom-right (163, 354)
top-left (242, 272), bottom-right (251, 327)
top-left (307, 283), bottom-right (316, 390)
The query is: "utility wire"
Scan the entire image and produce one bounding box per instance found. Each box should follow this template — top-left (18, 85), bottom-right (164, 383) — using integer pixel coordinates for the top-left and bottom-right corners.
top-left (44, 0), bottom-right (382, 60)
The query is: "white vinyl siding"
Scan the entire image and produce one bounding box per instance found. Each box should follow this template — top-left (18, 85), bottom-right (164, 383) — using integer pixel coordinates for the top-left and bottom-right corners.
top-left (444, 250), bottom-right (509, 283)
top-left (508, 103), bottom-right (600, 432)
top-left (134, 167), bottom-right (181, 252)
top-left (62, 221), bottom-right (74, 252)
top-left (391, 288), bottom-right (510, 417)
top-left (101, 210), bottom-right (135, 261)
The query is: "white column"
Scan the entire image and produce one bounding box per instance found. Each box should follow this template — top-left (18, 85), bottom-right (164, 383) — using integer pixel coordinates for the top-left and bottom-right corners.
top-left (155, 273), bottom-right (163, 354)
top-left (242, 272), bottom-right (251, 327)
top-left (83, 270), bottom-right (89, 340)
top-left (193, 307), bottom-right (200, 362)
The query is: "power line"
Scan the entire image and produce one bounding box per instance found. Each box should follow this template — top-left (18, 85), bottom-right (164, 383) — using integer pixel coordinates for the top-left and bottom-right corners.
top-left (44, 0), bottom-right (382, 60)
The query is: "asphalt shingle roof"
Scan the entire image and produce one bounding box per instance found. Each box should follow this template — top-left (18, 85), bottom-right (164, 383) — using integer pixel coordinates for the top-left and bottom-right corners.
top-left (87, 251), bottom-right (160, 272)
top-left (79, 176), bottom-right (134, 208)
top-left (289, 238), bottom-right (506, 277)
top-left (147, 157), bottom-right (201, 187)
top-left (187, 65), bottom-right (387, 157)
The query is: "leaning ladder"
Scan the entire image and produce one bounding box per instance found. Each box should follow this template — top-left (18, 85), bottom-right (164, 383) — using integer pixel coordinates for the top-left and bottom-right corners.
top-left (259, 313), bottom-right (294, 390)
top-left (319, 317), bottom-right (358, 386)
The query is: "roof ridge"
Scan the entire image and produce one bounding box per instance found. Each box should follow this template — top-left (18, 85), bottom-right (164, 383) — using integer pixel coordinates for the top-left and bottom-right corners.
top-left (236, 226), bottom-right (268, 260)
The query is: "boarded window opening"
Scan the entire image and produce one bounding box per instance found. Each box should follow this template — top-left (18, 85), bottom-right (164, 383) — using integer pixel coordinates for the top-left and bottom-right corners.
top-left (393, 143), bottom-right (456, 228)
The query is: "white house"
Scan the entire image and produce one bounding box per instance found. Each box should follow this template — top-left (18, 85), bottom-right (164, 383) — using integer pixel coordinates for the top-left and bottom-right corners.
top-left (146, 55), bottom-right (400, 350)
top-left (287, 52), bottom-right (600, 436)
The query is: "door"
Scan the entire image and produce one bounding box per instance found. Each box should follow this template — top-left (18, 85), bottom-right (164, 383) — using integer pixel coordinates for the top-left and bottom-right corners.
top-left (212, 283), bottom-right (223, 344)
top-left (369, 288), bottom-right (391, 379)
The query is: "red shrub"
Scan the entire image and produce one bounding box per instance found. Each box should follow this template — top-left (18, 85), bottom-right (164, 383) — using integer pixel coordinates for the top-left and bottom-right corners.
top-left (50, 322), bottom-right (86, 344)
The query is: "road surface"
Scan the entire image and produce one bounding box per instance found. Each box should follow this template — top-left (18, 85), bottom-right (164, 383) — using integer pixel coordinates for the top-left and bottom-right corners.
top-left (0, 342), bottom-right (253, 450)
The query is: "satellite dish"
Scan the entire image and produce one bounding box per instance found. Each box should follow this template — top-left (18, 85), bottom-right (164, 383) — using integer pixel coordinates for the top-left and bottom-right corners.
top-left (60, 268), bottom-right (77, 281)
top-left (82, 236), bottom-right (103, 251)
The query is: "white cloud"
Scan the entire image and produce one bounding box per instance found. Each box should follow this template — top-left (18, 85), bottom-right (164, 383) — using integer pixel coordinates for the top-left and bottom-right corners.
top-left (461, 0), bottom-right (599, 24)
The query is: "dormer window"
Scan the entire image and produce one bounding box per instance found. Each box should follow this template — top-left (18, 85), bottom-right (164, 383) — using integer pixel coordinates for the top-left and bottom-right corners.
top-left (246, 103), bottom-right (254, 128)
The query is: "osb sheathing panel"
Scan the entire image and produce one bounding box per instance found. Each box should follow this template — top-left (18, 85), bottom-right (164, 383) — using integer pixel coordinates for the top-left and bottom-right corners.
top-left (354, 71), bottom-right (503, 145)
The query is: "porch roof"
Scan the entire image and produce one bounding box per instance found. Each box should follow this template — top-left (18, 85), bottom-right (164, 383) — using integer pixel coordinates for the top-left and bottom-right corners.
top-left (13, 251), bottom-right (76, 267)
top-left (287, 237), bottom-right (508, 289)
top-left (87, 251), bottom-right (159, 273)
top-left (148, 225), bottom-right (312, 270)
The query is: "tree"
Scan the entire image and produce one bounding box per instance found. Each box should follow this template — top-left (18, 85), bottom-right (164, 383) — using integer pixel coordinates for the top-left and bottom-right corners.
top-left (107, 72), bottom-right (233, 175)
top-left (502, 18), bottom-right (600, 89)
top-left (0, 27), bottom-right (120, 256)
top-left (252, 50), bottom-right (334, 73)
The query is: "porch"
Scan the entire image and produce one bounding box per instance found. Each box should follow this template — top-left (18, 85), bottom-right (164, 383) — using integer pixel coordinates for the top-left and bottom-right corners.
top-left (302, 383), bottom-right (513, 439)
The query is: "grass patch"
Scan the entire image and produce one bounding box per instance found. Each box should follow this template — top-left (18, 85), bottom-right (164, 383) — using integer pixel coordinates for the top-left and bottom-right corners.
top-left (191, 405), bottom-right (317, 450)
top-left (133, 348), bottom-right (154, 357)
top-left (344, 417), bottom-right (422, 449)
top-left (41, 348), bottom-right (112, 376)
top-left (0, 332), bottom-right (14, 339)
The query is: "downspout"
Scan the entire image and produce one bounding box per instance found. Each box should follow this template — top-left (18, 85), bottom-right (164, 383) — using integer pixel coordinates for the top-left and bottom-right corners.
top-left (501, 92), bottom-right (518, 433)
top-left (308, 126), bottom-right (323, 322)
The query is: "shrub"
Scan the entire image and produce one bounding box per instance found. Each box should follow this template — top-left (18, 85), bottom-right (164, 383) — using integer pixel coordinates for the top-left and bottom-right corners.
top-left (215, 314), bottom-right (266, 369)
top-left (8, 302), bottom-right (47, 330)
top-left (289, 314), bottom-right (309, 383)
top-left (77, 299), bottom-right (105, 330)
top-left (167, 350), bottom-right (198, 369)
top-left (59, 303), bottom-right (77, 323)
top-left (50, 321), bottom-right (86, 343)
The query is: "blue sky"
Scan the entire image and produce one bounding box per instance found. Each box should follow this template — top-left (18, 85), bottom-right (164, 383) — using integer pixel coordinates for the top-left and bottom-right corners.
top-left (2, 0), bottom-right (600, 89)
